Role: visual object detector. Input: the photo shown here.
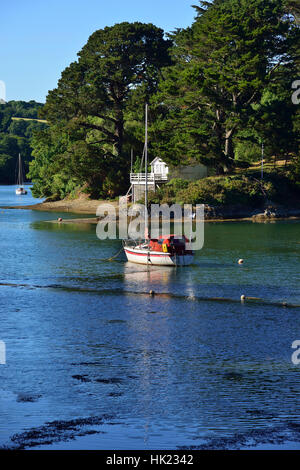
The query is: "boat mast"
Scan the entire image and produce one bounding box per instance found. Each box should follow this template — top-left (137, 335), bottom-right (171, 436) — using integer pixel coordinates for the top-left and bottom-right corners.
top-left (18, 154), bottom-right (23, 186)
top-left (145, 104), bottom-right (149, 240)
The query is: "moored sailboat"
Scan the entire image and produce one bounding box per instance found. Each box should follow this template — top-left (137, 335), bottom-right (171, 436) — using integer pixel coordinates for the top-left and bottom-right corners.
top-left (15, 154), bottom-right (27, 195)
top-left (123, 235), bottom-right (194, 266)
top-left (123, 105), bottom-right (194, 266)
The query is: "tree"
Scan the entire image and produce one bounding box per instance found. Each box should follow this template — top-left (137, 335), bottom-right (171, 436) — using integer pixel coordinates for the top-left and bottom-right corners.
top-left (0, 101), bottom-right (47, 184)
top-left (36, 22), bottom-right (172, 198)
top-left (152, 0), bottom-right (298, 173)
top-left (0, 134), bottom-right (31, 183)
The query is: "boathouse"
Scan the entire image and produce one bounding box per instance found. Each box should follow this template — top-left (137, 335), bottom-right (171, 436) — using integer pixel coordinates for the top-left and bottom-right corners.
top-left (129, 157), bottom-right (169, 202)
top-left (128, 157), bottom-right (208, 203)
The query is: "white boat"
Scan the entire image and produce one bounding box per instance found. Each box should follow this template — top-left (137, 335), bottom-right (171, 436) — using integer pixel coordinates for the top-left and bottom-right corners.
top-left (123, 105), bottom-right (194, 266)
top-left (15, 154), bottom-right (27, 195)
top-left (123, 238), bottom-right (194, 266)
top-left (16, 187), bottom-right (27, 195)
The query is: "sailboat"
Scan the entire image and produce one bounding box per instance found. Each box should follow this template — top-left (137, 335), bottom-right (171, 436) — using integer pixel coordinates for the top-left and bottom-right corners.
top-left (15, 154), bottom-right (27, 195)
top-left (123, 105), bottom-right (194, 266)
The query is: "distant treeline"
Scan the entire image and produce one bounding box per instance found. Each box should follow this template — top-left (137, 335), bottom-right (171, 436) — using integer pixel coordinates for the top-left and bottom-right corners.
top-left (16, 0), bottom-right (300, 199)
top-left (0, 101), bottom-right (47, 184)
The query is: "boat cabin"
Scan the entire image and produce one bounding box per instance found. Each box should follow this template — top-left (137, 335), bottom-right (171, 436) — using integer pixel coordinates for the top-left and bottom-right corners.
top-left (149, 235), bottom-right (191, 255)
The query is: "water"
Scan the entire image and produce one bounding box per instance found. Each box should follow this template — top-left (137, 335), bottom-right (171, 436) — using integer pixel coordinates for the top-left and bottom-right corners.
top-left (0, 185), bottom-right (300, 449)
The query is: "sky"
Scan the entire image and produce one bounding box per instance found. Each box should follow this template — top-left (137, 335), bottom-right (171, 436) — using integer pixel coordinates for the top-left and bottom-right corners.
top-left (1, 0), bottom-right (197, 103)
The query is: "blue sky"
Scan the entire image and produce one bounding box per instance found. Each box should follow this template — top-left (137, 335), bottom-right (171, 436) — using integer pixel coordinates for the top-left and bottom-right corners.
top-left (1, 0), bottom-right (197, 103)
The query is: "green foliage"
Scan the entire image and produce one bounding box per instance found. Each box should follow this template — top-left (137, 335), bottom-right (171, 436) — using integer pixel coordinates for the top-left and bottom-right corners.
top-left (175, 177), bottom-right (272, 207)
top-left (148, 178), bottom-right (190, 204)
top-left (149, 170), bottom-right (300, 207)
top-left (0, 100), bottom-right (47, 184)
top-left (151, 0), bottom-right (299, 173)
top-left (0, 134), bottom-right (31, 184)
top-left (28, 126), bottom-right (77, 198)
top-left (0, 100), bottom-right (44, 119)
top-left (132, 155), bottom-right (143, 173)
top-left (289, 155), bottom-right (300, 189)
top-left (0, 153), bottom-right (15, 183)
top-left (25, 7), bottom-right (300, 201)
top-left (166, 178), bottom-right (189, 192)
top-left (32, 22), bottom-right (172, 199)
top-left (234, 141), bottom-right (262, 162)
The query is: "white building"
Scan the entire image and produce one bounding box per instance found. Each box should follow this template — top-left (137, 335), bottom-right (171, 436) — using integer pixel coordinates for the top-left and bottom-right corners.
top-left (129, 157), bottom-right (169, 202)
top-left (127, 157), bottom-right (207, 202)
top-left (150, 157), bottom-right (169, 178)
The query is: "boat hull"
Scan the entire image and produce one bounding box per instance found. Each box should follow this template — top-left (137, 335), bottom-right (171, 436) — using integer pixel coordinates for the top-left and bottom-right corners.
top-left (124, 247), bottom-right (194, 266)
top-left (16, 188), bottom-right (27, 195)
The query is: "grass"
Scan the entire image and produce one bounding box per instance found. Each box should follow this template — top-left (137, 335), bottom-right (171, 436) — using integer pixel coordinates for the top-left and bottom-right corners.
top-left (235, 158), bottom-right (292, 175)
top-left (11, 117), bottom-right (48, 123)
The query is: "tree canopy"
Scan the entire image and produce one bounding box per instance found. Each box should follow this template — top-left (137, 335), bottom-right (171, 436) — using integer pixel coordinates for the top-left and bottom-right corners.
top-left (27, 3), bottom-right (300, 198)
top-left (151, 0), bottom-right (299, 173)
top-left (0, 100), bottom-right (46, 184)
top-left (30, 22), bottom-right (172, 198)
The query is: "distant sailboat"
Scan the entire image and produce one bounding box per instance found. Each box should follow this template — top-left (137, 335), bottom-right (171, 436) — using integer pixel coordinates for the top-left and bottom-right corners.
top-left (15, 154), bottom-right (27, 195)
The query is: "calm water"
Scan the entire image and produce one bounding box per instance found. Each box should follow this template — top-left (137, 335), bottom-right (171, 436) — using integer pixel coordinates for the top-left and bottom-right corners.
top-left (0, 185), bottom-right (300, 449)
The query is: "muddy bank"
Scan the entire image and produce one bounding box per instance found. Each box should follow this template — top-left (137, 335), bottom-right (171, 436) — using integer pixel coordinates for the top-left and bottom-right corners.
top-left (204, 202), bottom-right (300, 221)
top-left (48, 202), bottom-right (300, 225)
top-left (6, 197), bottom-right (117, 215)
top-left (4, 198), bottom-right (300, 222)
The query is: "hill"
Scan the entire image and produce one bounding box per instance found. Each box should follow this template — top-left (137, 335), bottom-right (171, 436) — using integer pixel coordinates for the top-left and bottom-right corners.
top-left (0, 100), bottom-right (47, 184)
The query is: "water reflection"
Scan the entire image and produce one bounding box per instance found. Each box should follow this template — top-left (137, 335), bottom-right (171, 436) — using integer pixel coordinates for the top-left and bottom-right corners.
top-left (1, 183), bottom-right (300, 449)
top-left (124, 264), bottom-right (175, 286)
top-left (31, 220), bottom-right (96, 232)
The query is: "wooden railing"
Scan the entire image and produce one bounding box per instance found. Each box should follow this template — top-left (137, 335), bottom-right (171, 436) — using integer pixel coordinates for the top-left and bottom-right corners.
top-left (130, 172), bottom-right (168, 183)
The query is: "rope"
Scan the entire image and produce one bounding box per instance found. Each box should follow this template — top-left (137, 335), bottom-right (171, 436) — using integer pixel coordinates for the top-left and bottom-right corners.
top-left (100, 245), bottom-right (124, 262)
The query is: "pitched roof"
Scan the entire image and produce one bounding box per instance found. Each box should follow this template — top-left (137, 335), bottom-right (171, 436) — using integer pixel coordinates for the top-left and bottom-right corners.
top-left (150, 156), bottom-right (167, 165)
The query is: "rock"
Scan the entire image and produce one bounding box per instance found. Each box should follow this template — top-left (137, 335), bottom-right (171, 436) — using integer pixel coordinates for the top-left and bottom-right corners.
top-left (252, 213), bottom-right (266, 220)
top-left (16, 393), bottom-right (42, 403)
top-left (72, 374), bottom-right (91, 383)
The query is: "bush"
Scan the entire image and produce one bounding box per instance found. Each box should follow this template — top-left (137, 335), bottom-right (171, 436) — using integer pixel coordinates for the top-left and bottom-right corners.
top-left (154, 175), bottom-right (278, 207)
top-left (166, 178), bottom-right (189, 191)
top-left (234, 141), bottom-right (262, 162)
top-left (148, 178), bottom-right (190, 205)
top-left (147, 171), bottom-right (300, 208)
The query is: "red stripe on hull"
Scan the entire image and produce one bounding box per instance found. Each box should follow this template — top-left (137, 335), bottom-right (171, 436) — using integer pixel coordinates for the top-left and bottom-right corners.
top-left (124, 249), bottom-right (172, 258)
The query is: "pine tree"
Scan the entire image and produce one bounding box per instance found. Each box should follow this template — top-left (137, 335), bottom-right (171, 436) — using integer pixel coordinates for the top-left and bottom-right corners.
top-left (152, 0), bottom-right (297, 173)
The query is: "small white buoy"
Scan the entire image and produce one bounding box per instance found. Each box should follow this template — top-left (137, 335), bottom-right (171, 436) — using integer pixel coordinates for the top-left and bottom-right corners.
top-left (149, 290), bottom-right (155, 297)
top-left (238, 259), bottom-right (244, 265)
top-left (58, 217), bottom-right (62, 222)
top-left (241, 295), bottom-right (246, 301)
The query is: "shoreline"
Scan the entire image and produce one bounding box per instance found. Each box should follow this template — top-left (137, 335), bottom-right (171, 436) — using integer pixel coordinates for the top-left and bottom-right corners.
top-left (3, 198), bottom-right (114, 215)
top-left (2, 198), bottom-right (300, 223)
